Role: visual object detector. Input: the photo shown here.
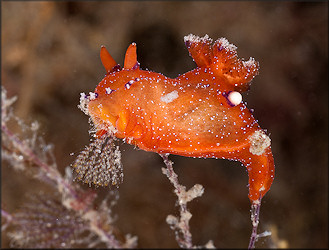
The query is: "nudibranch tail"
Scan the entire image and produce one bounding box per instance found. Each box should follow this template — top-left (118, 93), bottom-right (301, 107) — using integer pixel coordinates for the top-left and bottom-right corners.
top-left (124, 43), bottom-right (139, 69)
top-left (245, 147), bottom-right (275, 201)
top-left (243, 130), bottom-right (274, 201)
top-left (100, 46), bottom-right (119, 73)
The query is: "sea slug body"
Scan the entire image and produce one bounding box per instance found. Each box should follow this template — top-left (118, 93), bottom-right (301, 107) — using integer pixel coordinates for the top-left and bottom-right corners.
top-left (82, 34), bottom-right (275, 202)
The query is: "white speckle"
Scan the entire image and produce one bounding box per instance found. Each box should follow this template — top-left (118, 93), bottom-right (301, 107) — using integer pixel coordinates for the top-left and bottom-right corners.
top-left (80, 92), bottom-right (87, 100)
top-left (160, 90), bottom-right (179, 103)
top-left (243, 57), bottom-right (257, 68)
top-left (78, 92), bottom-right (90, 115)
top-left (89, 92), bottom-right (97, 100)
top-left (184, 34), bottom-right (213, 45)
top-left (105, 87), bottom-right (114, 94)
top-left (228, 91), bottom-right (242, 106)
top-left (216, 37), bottom-right (237, 51)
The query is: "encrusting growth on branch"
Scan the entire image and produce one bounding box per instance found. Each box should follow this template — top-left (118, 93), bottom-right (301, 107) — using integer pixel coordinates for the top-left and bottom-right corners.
top-left (160, 153), bottom-right (215, 249)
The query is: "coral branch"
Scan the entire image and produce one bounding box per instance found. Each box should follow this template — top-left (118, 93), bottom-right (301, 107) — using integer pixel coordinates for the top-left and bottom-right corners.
top-left (248, 200), bottom-right (261, 249)
top-left (1, 123), bottom-right (78, 199)
top-left (1, 209), bottom-right (14, 231)
top-left (1, 86), bottom-right (136, 248)
top-left (248, 199), bottom-right (271, 249)
top-left (160, 153), bottom-right (209, 248)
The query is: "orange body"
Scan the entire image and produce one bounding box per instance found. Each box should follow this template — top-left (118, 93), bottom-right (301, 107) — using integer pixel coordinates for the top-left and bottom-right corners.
top-left (85, 34), bottom-right (275, 202)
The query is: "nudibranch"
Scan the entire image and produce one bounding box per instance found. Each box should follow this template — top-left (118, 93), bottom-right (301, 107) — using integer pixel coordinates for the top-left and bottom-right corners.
top-left (81, 34), bottom-right (275, 202)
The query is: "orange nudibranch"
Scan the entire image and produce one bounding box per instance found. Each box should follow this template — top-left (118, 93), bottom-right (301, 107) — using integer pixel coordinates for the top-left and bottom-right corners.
top-left (84, 34), bottom-right (275, 202)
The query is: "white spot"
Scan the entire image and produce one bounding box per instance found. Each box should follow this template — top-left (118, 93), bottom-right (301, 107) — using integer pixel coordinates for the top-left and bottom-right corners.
top-left (89, 92), bottom-right (97, 100)
top-left (228, 91), bottom-right (242, 106)
top-left (249, 130), bottom-right (271, 156)
top-left (216, 37), bottom-right (237, 51)
top-left (78, 92), bottom-right (89, 115)
top-left (105, 87), bottom-right (114, 94)
top-left (160, 90), bottom-right (179, 103)
top-left (243, 57), bottom-right (257, 68)
top-left (184, 34), bottom-right (213, 45)
top-left (80, 92), bottom-right (87, 100)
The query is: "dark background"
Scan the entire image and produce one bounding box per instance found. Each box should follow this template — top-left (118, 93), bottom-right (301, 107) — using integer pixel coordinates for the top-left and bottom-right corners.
top-left (2, 1), bottom-right (328, 248)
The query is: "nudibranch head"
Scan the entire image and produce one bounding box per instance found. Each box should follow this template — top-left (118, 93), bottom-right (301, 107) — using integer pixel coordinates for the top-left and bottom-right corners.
top-left (82, 43), bottom-right (143, 137)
